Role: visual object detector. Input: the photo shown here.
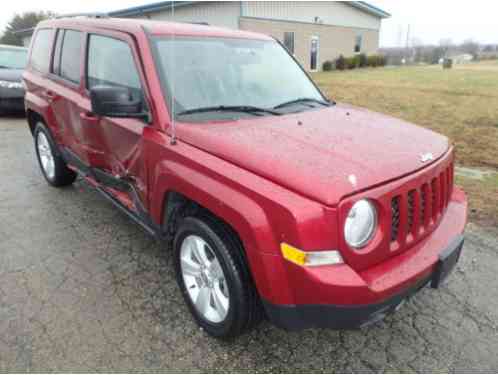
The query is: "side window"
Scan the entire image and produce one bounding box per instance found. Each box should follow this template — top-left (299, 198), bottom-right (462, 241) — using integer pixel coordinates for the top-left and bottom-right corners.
top-left (354, 34), bottom-right (363, 53)
top-left (59, 30), bottom-right (82, 83)
top-left (283, 32), bottom-right (295, 55)
top-left (52, 29), bottom-right (64, 75)
top-left (87, 34), bottom-right (141, 92)
top-left (30, 28), bottom-right (54, 73)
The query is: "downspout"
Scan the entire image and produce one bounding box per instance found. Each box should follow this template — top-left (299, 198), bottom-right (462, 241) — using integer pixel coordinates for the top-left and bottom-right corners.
top-left (238, 1), bottom-right (244, 29)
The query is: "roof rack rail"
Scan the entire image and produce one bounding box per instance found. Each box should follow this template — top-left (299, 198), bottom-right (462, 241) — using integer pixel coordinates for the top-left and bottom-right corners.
top-left (56, 12), bottom-right (109, 19)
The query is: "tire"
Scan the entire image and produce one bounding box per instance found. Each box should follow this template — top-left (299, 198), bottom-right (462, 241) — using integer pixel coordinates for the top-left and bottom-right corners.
top-left (34, 122), bottom-right (77, 187)
top-left (173, 215), bottom-right (262, 338)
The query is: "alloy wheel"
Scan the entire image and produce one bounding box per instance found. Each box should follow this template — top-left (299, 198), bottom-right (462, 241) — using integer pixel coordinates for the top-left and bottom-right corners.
top-left (180, 235), bottom-right (230, 323)
top-left (37, 131), bottom-right (55, 180)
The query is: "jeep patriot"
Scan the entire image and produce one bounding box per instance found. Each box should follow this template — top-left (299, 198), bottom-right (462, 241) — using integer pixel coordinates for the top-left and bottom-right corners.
top-left (24, 18), bottom-right (468, 338)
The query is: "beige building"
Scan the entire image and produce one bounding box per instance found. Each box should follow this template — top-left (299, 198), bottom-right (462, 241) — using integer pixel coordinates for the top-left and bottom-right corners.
top-left (110, 1), bottom-right (390, 71)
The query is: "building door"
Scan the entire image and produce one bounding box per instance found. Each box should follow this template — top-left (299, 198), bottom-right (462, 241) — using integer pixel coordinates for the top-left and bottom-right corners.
top-left (310, 36), bottom-right (319, 71)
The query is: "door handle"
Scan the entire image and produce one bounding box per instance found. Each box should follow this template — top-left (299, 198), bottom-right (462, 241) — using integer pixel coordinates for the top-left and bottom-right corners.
top-left (80, 111), bottom-right (98, 122)
top-left (45, 90), bottom-right (56, 99)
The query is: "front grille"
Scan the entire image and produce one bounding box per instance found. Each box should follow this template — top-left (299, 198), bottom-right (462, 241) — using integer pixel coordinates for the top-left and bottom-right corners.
top-left (431, 178), bottom-right (438, 219)
top-left (391, 197), bottom-right (400, 241)
top-left (390, 163), bottom-right (453, 246)
top-left (407, 190), bottom-right (415, 232)
top-left (420, 185), bottom-right (427, 223)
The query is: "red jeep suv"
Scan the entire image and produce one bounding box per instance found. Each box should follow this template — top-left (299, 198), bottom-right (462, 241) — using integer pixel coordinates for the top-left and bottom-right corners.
top-left (24, 17), bottom-right (467, 338)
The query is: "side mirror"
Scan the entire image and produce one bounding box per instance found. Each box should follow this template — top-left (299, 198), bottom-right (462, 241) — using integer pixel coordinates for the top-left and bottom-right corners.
top-left (90, 86), bottom-right (148, 120)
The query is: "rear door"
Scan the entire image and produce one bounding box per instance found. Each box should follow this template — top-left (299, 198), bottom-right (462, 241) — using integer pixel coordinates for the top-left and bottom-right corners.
top-left (78, 31), bottom-right (150, 212)
top-left (48, 28), bottom-right (87, 164)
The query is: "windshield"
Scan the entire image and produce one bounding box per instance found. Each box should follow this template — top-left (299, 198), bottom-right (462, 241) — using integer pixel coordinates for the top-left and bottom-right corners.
top-left (152, 36), bottom-right (325, 119)
top-left (0, 47), bottom-right (28, 69)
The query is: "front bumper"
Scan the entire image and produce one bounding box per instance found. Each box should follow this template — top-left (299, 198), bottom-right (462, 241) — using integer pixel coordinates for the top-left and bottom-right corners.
top-left (260, 187), bottom-right (467, 330)
top-left (264, 235), bottom-right (464, 330)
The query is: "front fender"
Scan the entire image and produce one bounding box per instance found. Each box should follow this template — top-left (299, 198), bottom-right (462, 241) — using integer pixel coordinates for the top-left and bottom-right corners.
top-left (153, 160), bottom-right (276, 250)
top-left (144, 134), bottom-right (337, 304)
top-left (149, 158), bottom-right (291, 302)
top-left (144, 134), bottom-right (335, 303)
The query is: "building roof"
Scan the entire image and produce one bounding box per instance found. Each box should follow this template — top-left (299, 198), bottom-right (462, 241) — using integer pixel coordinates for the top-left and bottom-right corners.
top-left (109, 1), bottom-right (391, 19)
top-left (109, 1), bottom-right (194, 17)
top-left (17, 1), bottom-right (390, 39)
top-left (349, 1), bottom-right (391, 18)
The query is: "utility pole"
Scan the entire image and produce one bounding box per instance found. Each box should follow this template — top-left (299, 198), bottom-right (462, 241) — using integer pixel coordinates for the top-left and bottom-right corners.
top-left (405, 24), bottom-right (411, 49)
top-left (405, 24), bottom-right (411, 62)
top-left (397, 25), bottom-right (403, 47)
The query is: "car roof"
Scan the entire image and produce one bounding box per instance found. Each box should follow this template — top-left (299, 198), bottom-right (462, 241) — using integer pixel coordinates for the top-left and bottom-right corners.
top-left (0, 44), bottom-right (28, 51)
top-left (37, 17), bottom-right (273, 41)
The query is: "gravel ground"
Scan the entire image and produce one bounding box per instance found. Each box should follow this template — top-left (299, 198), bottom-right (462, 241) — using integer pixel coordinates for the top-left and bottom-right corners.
top-left (1, 116), bottom-right (497, 372)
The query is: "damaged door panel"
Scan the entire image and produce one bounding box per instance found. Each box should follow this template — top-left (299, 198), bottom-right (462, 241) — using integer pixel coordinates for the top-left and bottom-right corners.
top-left (77, 30), bottom-right (151, 214)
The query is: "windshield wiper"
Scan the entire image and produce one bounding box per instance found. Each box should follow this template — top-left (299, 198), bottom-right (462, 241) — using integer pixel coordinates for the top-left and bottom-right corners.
top-left (273, 97), bottom-right (331, 109)
top-left (176, 105), bottom-right (282, 117)
top-left (0, 65), bottom-right (12, 69)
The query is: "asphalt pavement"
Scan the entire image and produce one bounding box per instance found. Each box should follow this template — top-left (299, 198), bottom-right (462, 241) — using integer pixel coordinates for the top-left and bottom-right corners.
top-left (1, 117), bottom-right (497, 372)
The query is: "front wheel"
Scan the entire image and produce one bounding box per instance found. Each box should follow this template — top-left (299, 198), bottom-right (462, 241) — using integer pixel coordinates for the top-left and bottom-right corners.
top-left (34, 122), bottom-right (77, 187)
top-left (173, 216), bottom-right (262, 338)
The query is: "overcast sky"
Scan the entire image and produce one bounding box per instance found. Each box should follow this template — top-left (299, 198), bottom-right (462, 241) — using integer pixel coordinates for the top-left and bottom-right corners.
top-left (1, 0), bottom-right (497, 47)
top-left (372, 0), bottom-right (498, 47)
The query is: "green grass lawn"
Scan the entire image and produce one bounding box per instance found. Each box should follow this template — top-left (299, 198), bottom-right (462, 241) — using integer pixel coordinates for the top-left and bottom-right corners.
top-left (312, 61), bottom-right (498, 227)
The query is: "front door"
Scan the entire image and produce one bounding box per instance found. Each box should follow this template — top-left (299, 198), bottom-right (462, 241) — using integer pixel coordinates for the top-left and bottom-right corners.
top-left (78, 31), bottom-right (150, 212)
top-left (310, 36), bottom-right (319, 71)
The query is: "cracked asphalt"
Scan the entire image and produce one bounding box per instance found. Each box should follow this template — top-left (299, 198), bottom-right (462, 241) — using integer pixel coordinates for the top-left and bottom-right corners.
top-left (1, 116), bottom-right (498, 372)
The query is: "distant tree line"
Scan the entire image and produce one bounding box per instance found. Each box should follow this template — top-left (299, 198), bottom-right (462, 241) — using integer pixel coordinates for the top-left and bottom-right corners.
top-left (0, 11), bottom-right (55, 46)
top-left (380, 39), bottom-right (498, 66)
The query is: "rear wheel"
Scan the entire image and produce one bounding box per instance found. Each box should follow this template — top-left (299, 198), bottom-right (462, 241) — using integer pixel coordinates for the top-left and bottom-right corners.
top-left (173, 215), bottom-right (262, 338)
top-left (34, 122), bottom-right (77, 187)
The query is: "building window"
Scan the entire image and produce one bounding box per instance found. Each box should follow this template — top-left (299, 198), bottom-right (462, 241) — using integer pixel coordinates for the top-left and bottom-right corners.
top-left (283, 32), bottom-right (295, 54)
top-left (354, 34), bottom-right (363, 53)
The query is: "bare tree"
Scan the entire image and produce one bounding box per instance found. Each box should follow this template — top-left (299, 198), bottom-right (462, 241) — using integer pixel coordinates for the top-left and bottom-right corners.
top-left (411, 37), bottom-right (424, 63)
top-left (460, 39), bottom-right (480, 59)
top-left (439, 38), bottom-right (453, 57)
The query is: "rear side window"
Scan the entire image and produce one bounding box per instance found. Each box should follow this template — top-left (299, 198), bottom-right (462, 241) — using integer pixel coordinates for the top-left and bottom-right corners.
top-left (30, 28), bottom-right (54, 73)
top-left (52, 30), bottom-right (63, 74)
top-left (87, 35), bottom-right (141, 91)
top-left (60, 30), bottom-right (82, 83)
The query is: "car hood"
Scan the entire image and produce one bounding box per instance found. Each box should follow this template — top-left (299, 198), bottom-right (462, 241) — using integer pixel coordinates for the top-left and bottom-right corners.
top-left (0, 68), bottom-right (23, 81)
top-left (177, 103), bottom-right (449, 206)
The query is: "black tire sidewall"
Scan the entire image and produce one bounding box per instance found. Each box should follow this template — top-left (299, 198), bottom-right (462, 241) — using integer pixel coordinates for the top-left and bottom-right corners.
top-left (34, 123), bottom-right (58, 185)
top-left (173, 217), bottom-right (245, 338)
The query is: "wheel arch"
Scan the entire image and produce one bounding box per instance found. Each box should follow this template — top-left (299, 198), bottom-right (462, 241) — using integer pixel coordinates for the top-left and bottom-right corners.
top-left (26, 109), bottom-right (45, 135)
top-left (151, 161), bottom-right (280, 302)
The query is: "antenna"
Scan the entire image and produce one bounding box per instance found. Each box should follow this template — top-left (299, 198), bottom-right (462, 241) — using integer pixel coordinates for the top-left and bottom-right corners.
top-left (170, 1), bottom-right (177, 145)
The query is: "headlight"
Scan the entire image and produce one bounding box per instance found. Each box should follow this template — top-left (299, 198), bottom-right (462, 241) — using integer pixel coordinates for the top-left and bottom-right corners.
top-left (0, 80), bottom-right (23, 89)
top-left (344, 199), bottom-right (377, 249)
